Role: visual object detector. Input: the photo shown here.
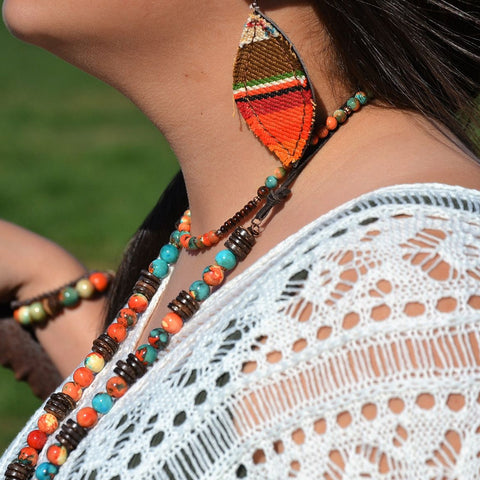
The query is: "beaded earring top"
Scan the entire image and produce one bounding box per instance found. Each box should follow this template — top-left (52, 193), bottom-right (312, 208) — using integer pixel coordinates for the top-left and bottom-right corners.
top-left (233, 9), bottom-right (316, 167)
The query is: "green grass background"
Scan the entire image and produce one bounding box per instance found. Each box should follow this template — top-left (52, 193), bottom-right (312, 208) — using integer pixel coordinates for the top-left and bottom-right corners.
top-left (0, 23), bottom-right (178, 452)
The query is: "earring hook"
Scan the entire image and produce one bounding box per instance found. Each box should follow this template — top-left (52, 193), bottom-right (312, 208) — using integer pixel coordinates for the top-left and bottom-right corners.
top-left (250, 1), bottom-right (259, 9)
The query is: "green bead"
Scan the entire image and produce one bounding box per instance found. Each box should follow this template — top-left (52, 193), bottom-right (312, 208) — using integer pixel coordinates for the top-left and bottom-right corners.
top-left (29, 302), bottom-right (47, 322)
top-left (188, 237), bottom-right (199, 250)
top-left (60, 286), bottom-right (80, 307)
top-left (189, 280), bottom-right (210, 301)
top-left (170, 230), bottom-right (181, 247)
top-left (265, 176), bottom-right (278, 188)
top-left (333, 109), bottom-right (347, 123)
top-left (347, 97), bottom-right (360, 111)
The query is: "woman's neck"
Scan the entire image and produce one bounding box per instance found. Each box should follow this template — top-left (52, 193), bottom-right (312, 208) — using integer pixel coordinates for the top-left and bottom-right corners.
top-left (114, 4), bottom-right (348, 235)
top-left (98, 2), bottom-right (479, 238)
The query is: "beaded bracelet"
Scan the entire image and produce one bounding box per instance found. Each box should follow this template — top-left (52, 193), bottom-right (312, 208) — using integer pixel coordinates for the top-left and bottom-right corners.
top-left (11, 272), bottom-right (113, 326)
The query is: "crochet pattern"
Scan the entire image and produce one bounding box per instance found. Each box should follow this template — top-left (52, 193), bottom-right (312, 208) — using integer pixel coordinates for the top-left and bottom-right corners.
top-left (2, 183), bottom-right (480, 479)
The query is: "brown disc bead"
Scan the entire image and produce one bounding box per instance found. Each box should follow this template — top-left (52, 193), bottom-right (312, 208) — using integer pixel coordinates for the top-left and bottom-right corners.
top-left (139, 270), bottom-right (161, 288)
top-left (248, 201), bottom-right (256, 209)
top-left (113, 353), bottom-right (147, 386)
top-left (44, 392), bottom-right (76, 421)
top-left (224, 227), bottom-right (256, 261)
top-left (343, 105), bottom-right (352, 116)
top-left (234, 213), bottom-right (243, 223)
top-left (133, 282), bottom-right (157, 301)
top-left (167, 290), bottom-right (199, 321)
top-left (5, 461), bottom-right (34, 480)
top-left (55, 419), bottom-right (88, 452)
top-left (92, 333), bottom-right (119, 362)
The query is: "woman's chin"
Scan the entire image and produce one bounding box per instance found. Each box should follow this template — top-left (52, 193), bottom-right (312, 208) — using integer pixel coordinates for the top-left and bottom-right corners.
top-left (2, 0), bottom-right (59, 49)
top-left (3, 0), bottom-right (39, 42)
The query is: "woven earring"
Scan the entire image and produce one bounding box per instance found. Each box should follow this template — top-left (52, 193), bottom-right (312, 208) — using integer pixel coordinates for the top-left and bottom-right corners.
top-left (233, 3), bottom-right (316, 167)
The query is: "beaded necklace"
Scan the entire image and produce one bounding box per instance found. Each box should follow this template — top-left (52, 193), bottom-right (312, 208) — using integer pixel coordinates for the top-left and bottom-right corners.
top-left (4, 92), bottom-right (368, 480)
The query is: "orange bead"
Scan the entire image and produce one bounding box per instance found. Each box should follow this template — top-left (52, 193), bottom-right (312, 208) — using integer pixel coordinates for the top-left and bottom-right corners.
top-left (161, 312), bottom-right (183, 334)
top-left (73, 367), bottom-right (94, 388)
top-left (116, 308), bottom-right (137, 328)
top-left (200, 234), bottom-right (212, 247)
top-left (310, 134), bottom-right (319, 145)
top-left (319, 126), bottom-right (329, 139)
top-left (273, 167), bottom-right (286, 179)
top-left (27, 430), bottom-right (47, 450)
top-left (77, 407), bottom-right (98, 428)
top-left (325, 116), bottom-right (338, 131)
top-left (180, 234), bottom-right (192, 249)
top-left (203, 264), bottom-right (225, 287)
top-left (18, 446), bottom-right (39, 466)
top-left (202, 231), bottom-right (219, 247)
top-left (178, 222), bottom-right (190, 232)
top-left (128, 293), bottom-right (149, 313)
top-left (180, 215), bottom-right (191, 224)
top-left (107, 323), bottom-right (127, 342)
top-left (38, 413), bottom-right (58, 434)
top-left (46, 444), bottom-right (68, 466)
top-left (89, 272), bottom-right (109, 292)
top-left (62, 382), bottom-right (83, 402)
top-left (106, 376), bottom-right (129, 398)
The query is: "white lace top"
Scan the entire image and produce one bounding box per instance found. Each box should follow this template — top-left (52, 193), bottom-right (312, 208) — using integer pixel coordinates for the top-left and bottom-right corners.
top-left (3, 183), bottom-right (480, 479)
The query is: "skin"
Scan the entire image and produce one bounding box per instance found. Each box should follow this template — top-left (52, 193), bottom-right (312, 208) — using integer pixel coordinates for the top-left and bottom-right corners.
top-left (0, 221), bottom-right (104, 376)
top-left (3, 0), bottom-right (480, 369)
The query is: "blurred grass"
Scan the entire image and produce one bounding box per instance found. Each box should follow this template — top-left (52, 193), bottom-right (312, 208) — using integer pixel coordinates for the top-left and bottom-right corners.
top-left (0, 22), bottom-right (178, 452)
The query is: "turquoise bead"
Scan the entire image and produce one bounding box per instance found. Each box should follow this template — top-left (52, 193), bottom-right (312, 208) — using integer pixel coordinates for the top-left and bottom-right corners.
top-left (148, 327), bottom-right (170, 350)
top-left (61, 287), bottom-right (79, 307)
top-left (36, 462), bottom-right (59, 480)
top-left (92, 392), bottom-right (114, 414)
top-left (149, 258), bottom-right (169, 279)
top-left (215, 250), bottom-right (237, 270)
top-left (355, 91), bottom-right (368, 105)
top-left (160, 244), bottom-right (179, 264)
top-left (265, 176), bottom-right (278, 188)
top-left (189, 280), bottom-right (210, 301)
top-left (347, 97), bottom-right (360, 111)
top-left (170, 230), bottom-right (181, 247)
top-left (135, 344), bottom-right (158, 365)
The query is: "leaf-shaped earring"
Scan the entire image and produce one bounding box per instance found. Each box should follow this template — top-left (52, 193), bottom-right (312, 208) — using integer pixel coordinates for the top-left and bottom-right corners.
top-left (233, 4), bottom-right (316, 167)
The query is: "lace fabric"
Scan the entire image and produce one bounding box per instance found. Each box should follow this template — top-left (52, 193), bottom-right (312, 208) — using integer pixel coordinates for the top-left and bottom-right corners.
top-left (2, 183), bottom-right (480, 479)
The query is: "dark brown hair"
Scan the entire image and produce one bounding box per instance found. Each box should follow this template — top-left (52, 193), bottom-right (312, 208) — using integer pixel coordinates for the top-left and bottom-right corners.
top-left (106, 0), bottom-right (480, 325)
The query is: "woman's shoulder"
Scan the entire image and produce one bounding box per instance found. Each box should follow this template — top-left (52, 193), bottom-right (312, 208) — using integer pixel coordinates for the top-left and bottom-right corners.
top-left (264, 182), bottom-right (480, 264)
